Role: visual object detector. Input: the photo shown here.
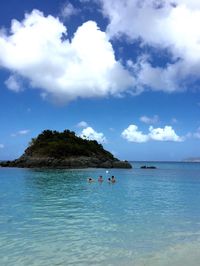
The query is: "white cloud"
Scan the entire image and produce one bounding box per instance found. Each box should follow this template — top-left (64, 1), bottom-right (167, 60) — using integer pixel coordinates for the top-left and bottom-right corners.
top-left (149, 125), bottom-right (183, 142)
top-left (2, 5), bottom-right (200, 100)
top-left (0, 144), bottom-right (4, 148)
top-left (0, 10), bottom-right (135, 103)
top-left (97, 0), bottom-right (200, 92)
top-left (99, 0), bottom-right (200, 57)
top-left (121, 124), bottom-right (183, 142)
top-left (140, 115), bottom-right (159, 124)
top-left (5, 75), bottom-right (21, 92)
top-left (135, 59), bottom-right (182, 93)
top-left (18, 130), bottom-right (30, 135)
top-left (80, 126), bottom-right (107, 143)
top-left (11, 129), bottom-right (30, 137)
top-left (77, 121), bottom-right (88, 128)
top-left (61, 3), bottom-right (79, 19)
top-left (121, 125), bottom-right (149, 143)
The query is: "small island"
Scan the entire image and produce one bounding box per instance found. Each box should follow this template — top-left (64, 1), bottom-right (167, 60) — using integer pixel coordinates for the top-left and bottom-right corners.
top-left (0, 129), bottom-right (132, 169)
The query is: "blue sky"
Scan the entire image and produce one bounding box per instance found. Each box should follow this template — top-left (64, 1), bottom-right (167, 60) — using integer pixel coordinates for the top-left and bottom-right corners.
top-left (0, 0), bottom-right (200, 161)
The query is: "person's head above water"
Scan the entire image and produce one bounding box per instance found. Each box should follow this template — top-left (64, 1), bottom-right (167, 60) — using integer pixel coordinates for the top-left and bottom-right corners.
top-left (98, 175), bottom-right (103, 181)
top-left (111, 176), bottom-right (116, 182)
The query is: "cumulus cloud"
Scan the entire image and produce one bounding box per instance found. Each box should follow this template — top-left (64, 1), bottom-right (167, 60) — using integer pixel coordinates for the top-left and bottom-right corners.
top-left (80, 126), bottom-right (107, 143)
top-left (140, 115), bottom-right (159, 124)
top-left (149, 125), bottom-right (183, 142)
top-left (0, 144), bottom-right (4, 148)
top-left (61, 3), bottom-right (79, 19)
top-left (135, 59), bottom-right (183, 93)
top-left (2, 4), bottom-right (199, 100)
top-left (98, 0), bottom-right (200, 56)
top-left (0, 10), bottom-right (135, 103)
top-left (121, 125), bottom-right (149, 143)
top-left (96, 0), bottom-right (200, 92)
top-left (121, 124), bottom-right (183, 142)
top-left (76, 121), bottom-right (89, 128)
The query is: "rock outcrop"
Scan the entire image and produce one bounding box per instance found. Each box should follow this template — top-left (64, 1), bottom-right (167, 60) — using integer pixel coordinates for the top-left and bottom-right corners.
top-left (140, 165), bottom-right (157, 169)
top-left (0, 155), bottom-right (131, 169)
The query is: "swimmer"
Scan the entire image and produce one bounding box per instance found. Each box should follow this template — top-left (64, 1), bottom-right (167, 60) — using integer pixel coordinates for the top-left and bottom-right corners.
top-left (87, 177), bottom-right (94, 182)
top-left (111, 176), bottom-right (116, 183)
top-left (98, 175), bottom-right (103, 182)
top-left (108, 177), bottom-right (111, 183)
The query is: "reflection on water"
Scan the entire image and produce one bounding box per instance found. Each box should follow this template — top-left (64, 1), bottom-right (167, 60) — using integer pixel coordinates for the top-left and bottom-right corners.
top-left (0, 163), bottom-right (200, 265)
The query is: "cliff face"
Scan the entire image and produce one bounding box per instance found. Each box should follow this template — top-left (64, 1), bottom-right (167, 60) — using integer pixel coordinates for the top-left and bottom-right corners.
top-left (0, 130), bottom-right (132, 169)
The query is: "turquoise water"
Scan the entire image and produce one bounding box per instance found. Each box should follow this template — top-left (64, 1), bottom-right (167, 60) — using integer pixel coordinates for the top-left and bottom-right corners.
top-left (1, 162), bottom-right (200, 265)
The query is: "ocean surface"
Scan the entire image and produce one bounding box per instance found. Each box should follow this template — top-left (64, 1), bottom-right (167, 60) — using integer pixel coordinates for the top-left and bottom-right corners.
top-left (1, 162), bottom-right (200, 266)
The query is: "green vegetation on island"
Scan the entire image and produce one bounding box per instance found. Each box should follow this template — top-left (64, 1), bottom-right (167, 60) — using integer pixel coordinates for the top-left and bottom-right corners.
top-left (0, 129), bottom-right (132, 169)
top-left (27, 129), bottom-right (114, 159)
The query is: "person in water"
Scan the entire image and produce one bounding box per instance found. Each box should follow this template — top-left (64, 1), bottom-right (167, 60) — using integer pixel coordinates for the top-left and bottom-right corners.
top-left (108, 177), bottom-right (111, 183)
top-left (87, 177), bottom-right (94, 182)
top-left (111, 176), bottom-right (116, 183)
top-left (98, 175), bottom-right (103, 182)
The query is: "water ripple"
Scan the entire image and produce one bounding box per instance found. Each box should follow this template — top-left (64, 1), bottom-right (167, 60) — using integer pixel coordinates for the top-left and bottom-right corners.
top-left (1, 164), bottom-right (200, 265)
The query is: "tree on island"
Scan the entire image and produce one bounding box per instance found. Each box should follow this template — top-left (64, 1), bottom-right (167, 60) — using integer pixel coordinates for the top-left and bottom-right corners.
top-left (27, 129), bottom-right (114, 159)
top-left (0, 129), bottom-right (132, 168)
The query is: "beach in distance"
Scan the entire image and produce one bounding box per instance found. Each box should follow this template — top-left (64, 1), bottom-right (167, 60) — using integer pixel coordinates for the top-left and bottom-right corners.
top-left (1, 161), bottom-right (200, 266)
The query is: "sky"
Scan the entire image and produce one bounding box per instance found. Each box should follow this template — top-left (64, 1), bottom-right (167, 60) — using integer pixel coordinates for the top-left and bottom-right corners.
top-left (0, 0), bottom-right (200, 161)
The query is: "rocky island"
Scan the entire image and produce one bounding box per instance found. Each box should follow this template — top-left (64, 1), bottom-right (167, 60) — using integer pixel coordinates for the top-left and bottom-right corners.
top-left (140, 165), bottom-right (157, 169)
top-left (0, 129), bottom-right (132, 169)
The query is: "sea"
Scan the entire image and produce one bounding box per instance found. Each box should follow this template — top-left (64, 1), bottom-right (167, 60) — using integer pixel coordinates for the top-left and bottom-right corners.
top-left (0, 162), bottom-right (200, 266)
